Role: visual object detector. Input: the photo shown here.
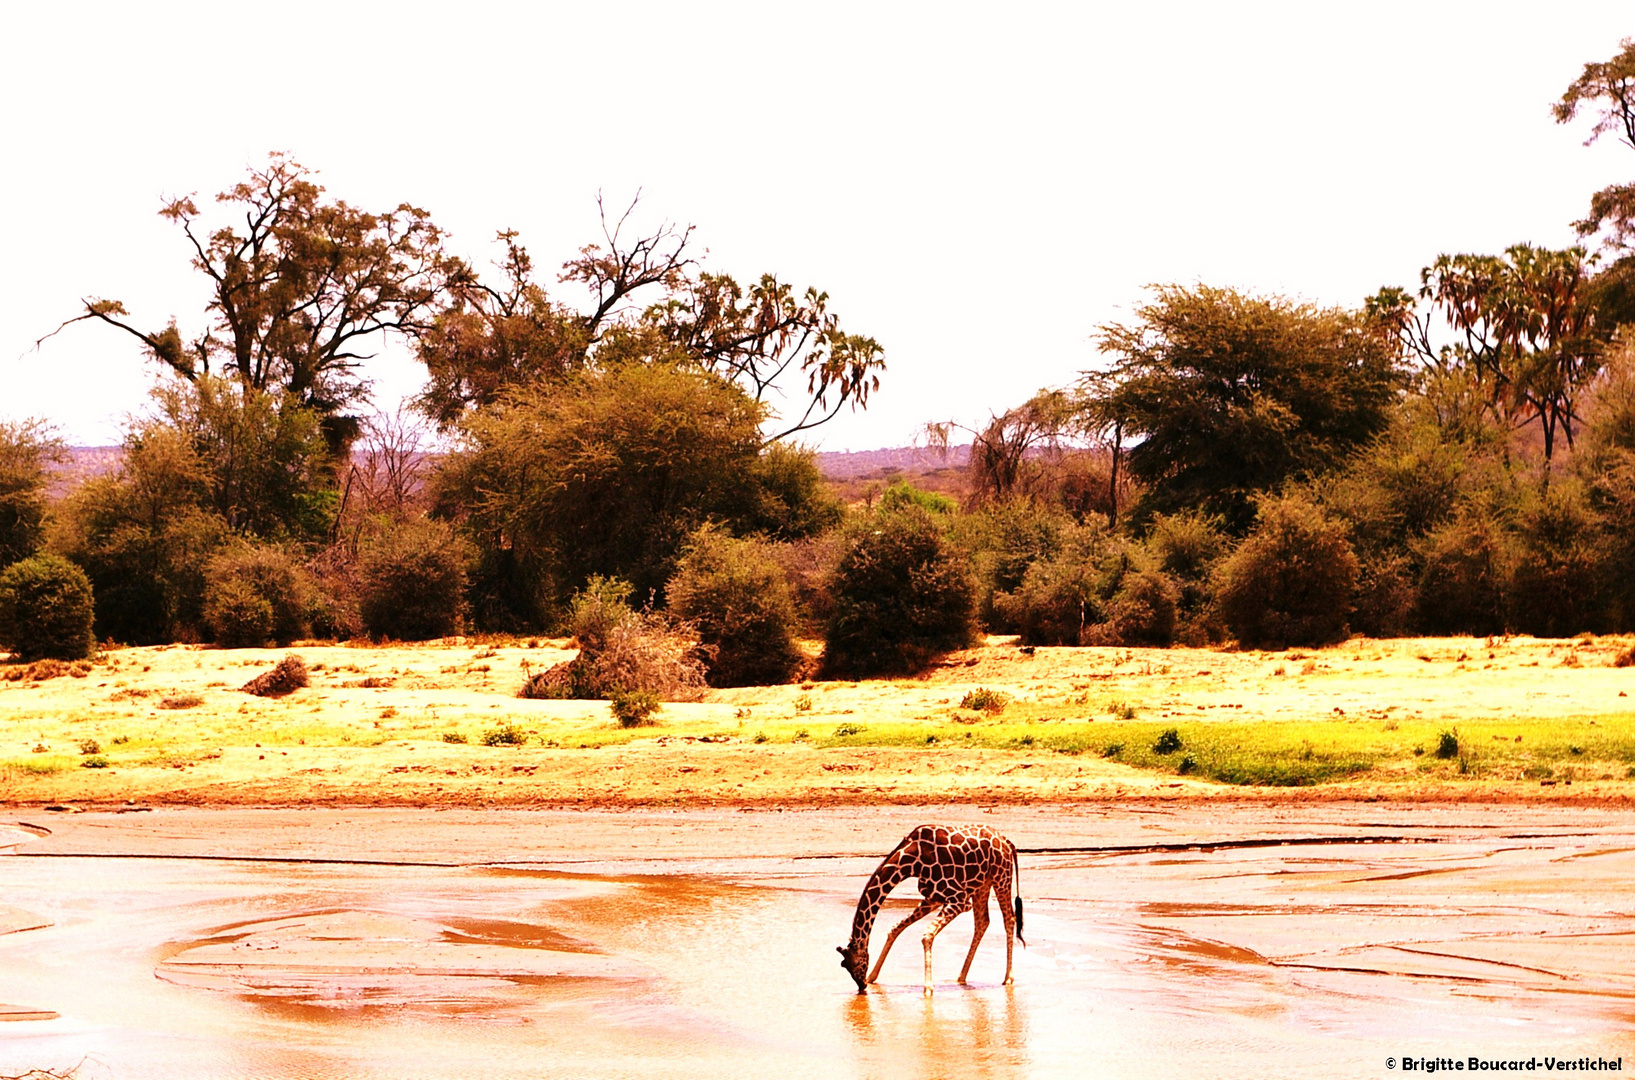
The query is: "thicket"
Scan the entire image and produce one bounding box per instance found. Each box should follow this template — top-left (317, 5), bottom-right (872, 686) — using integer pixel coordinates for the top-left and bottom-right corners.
top-left (821, 506), bottom-right (977, 677)
top-left (0, 554), bottom-right (95, 661)
top-left (0, 420), bottom-right (63, 570)
top-left (202, 546), bottom-right (312, 647)
top-left (667, 527), bottom-right (803, 687)
top-left (519, 577), bottom-right (707, 700)
top-left (357, 518), bottom-right (468, 641)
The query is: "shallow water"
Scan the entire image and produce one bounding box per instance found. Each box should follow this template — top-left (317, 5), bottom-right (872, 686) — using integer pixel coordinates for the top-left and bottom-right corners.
top-left (5, 810), bottom-right (1635, 1078)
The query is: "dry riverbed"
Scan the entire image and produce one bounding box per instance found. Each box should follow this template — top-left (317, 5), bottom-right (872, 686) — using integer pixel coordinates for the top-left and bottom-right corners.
top-left (2, 634), bottom-right (1634, 807)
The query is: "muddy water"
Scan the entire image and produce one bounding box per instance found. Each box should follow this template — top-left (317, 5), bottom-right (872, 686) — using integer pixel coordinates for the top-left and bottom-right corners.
top-left (4, 808), bottom-right (1635, 1078)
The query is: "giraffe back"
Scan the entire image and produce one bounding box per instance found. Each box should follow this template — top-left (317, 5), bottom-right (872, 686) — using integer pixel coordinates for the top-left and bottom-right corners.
top-left (898, 823), bottom-right (1014, 903)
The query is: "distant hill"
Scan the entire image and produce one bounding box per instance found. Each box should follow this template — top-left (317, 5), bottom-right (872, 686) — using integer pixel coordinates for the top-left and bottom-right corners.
top-left (46, 446), bottom-right (123, 497)
top-left (815, 444), bottom-right (969, 501)
top-left (47, 443), bottom-right (975, 504)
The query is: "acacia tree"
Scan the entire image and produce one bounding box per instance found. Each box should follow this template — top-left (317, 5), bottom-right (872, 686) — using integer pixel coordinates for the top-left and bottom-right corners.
top-left (1084, 286), bottom-right (1401, 532)
top-left (1556, 38), bottom-right (1635, 250)
top-left (46, 154), bottom-right (462, 450)
top-left (416, 196), bottom-right (884, 442)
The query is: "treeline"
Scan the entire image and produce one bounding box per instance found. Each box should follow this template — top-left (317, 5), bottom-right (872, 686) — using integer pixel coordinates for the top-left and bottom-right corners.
top-left (4, 41), bottom-right (1635, 686)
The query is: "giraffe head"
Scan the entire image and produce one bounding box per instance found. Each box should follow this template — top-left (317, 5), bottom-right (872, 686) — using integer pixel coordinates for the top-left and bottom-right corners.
top-left (837, 942), bottom-right (868, 992)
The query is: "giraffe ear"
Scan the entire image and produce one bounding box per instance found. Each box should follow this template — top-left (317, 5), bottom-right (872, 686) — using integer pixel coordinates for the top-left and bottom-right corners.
top-left (836, 946), bottom-right (846, 955)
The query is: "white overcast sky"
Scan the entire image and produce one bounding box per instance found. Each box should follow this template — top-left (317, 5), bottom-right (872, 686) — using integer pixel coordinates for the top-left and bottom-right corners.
top-left (2, 2), bottom-right (1631, 450)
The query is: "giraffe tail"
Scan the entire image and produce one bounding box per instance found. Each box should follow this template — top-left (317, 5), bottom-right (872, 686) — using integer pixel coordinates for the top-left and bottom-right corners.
top-left (1011, 840), bottom-right (1026, 947)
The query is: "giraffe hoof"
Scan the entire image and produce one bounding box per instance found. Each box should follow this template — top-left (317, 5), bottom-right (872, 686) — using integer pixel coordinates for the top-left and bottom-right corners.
top-left (1003, 977), bottom-right (1014, 986)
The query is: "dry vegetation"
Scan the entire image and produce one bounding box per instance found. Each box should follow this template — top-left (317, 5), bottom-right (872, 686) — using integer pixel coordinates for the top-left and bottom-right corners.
top-left (3, 634), bottom-right (1634, 807)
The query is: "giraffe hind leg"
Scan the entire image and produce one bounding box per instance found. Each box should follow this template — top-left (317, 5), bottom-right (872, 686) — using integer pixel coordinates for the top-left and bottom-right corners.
top-left (957, 886), bottom-right (991, 984)
top-left (866, 899), bottom-right (937, 984)
top-left (998, 869), bottom-right (1017, 986)
top-left (921, 902), bottom-right (968, 996)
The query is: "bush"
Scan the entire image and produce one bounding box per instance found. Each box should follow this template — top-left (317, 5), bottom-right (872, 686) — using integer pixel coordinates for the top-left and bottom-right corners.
top-left (610, 688), bottom-right (662, 727)
top-left (1153, 728), bottom-right (1182, 754)
top-left (203, 546), bottom-right (311, 647)
top-left (960, 688), bottom-right (1012, 713)
top-left (240, 654), bottom-right (309, 697)
top-left (0, 419), bottom-right (62, 570)
top-left (1214, 496), bottom-right (1358, 648)
top-left (481, 723), bottom-right (527, 746)
top-left (1414, 514), bottom-right (1510, 636)
top-left (1435, 728), bottom-right (1460, 760)
top-left (1088, 566), bottom-right (1178, 647)
top-left (357, 518), bottom-right (468, 641)
top-left (956, 501), bottom-right (1070, 633)
top-left (992, 524), bottom-right (1109, 646)
top-left (0, 554), bottom-right (95, 661)
top-left (667, 527), bottom-right (802, 687)
top-left (519, 580), bottom-right (708, 701)
top-left (1507, 484), bottom-right (1608, 637)
top-left (821, 508), bottom-right (977, 677)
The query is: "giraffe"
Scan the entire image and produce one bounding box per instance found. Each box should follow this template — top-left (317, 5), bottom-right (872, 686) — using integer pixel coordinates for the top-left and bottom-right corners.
top-left (837, 823), bottom-right (1024, 995)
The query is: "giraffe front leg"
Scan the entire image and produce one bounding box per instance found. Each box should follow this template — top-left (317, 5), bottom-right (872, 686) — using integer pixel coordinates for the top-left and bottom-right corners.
top-left (958, 887), bottom-right (990, 984)
top-left (920, 903), bottom-right (966, 996)
top-left (867, 899), bottom-right (937, 984)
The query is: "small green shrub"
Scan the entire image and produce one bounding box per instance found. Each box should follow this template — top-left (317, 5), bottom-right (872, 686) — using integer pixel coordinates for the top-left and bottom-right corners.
top-left (159, 694), bottom-right (203, 710)
top-left (1110, 700), bottom-right (1137, 720)
top-left (203, 545), bottom-right (311, 647)
top-left (794, 694), bottom-right (813, 713)
top-left (753, 731), bottom-right (769, 744)
top-left (80, 755), bottom-right (110, 769)
top-left (667, 527), bottom-right (802, 687)
top-left (1102, 742), bottom-right (1125, 758)
top-left (441, 731), bottom-right (468, 744)
top-left (357, 519), bottom-right (468, 641)
top-left (822, 508), bottom-right (977, 677)
top-left (78, 738), bottom-right (101, 755)
top-left (1215, 496), bottom-right (1358, 648)
top-left (1152, 728), bottom-right (1183, 754)
top-left (569, 576), bottom-right (636, 654)
top-left (1177, 754), bottom-right (1198, 775)
top-left (833, 722), bottom-right (865, 737)
top-left (610, 688), bottom-right (661, 727)
top-left (0, 554), bottom-right (95, 661)
top-left (960, 688), bottom-right (1013, 714)
top-left (1435, 729), bottom-right (1460, 760)
top-left (481, 723), bottom-right (527, 746)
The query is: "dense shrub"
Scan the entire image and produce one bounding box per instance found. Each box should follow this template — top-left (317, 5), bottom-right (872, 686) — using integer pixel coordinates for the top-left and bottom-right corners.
top-left (821, 508), bottom-right (978, 677)
top-left (1414, 515), bottom-right (1510, 636)
top-left (1214, 496), bottom-right (1358, 648)
top-left (1089, 566), bottom-right (1178, 646)
top-left (667, 528), bottom-right (803, 687)
top-left (1507, 484), bottom-right (1608, 637)
top-left (0, 420), bottom-right (62, 570)
top-left (203, 546), bottom-right (312, 647)
top-left (992, 525), bottom-right (1109, 646)
top-left (519, 578), bottom-right (707, 700)
top-left (0, 554), bottom-right (95, 661)
top-left (1350, 553), bottom-right (1415, 638)
top-left (956, 501), bottom-right (1070, 633)
top-left (610, 688), bottom-right (662, 727)
top-left (357, 519), bottom-right (468, 641)
top-left (50, 429), bottom-right (231, 644)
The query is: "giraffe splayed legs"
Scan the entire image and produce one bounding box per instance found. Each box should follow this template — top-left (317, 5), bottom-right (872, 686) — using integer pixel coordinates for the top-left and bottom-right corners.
top-left (838, 824), bottom-right (1024, 995)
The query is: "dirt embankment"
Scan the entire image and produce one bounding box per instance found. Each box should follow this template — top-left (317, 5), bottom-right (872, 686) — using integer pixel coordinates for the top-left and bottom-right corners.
top-left (2, 634), bottom-right (1632, 808)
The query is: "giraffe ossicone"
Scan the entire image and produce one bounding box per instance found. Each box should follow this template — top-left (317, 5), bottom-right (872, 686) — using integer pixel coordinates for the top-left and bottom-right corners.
top-left (838, 823), bottom-right (1024, 995)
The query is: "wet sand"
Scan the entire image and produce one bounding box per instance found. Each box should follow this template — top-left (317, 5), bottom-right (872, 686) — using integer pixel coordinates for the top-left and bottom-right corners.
top-left (4, 805), bottom-right (1635, 1078)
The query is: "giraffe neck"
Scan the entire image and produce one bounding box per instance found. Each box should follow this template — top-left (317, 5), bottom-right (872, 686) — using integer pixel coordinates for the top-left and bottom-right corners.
top-left (848, 857), bottom-right (912, 949)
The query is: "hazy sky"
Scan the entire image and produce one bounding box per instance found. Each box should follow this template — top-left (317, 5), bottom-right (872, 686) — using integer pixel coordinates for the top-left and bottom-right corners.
top-left (3, 2), bottom-right (1631, 450)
